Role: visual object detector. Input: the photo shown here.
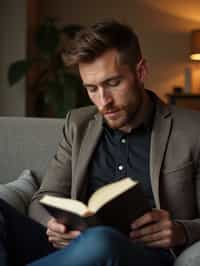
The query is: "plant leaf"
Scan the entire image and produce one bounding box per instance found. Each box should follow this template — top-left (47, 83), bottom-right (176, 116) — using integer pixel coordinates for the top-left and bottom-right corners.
top-left (36, 20), bottom-right (59, 57)
top-left (8, 60), bottom-right (33, 86)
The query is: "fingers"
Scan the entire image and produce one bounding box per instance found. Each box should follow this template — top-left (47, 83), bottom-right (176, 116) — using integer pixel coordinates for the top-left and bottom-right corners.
top-left (47, 229), bottom-right (80, 242)
top-left (52, 241), bottom-right (70, 249)
top-left (130, 209), bottom-right (176, 248)
top-left (130, 219), bottom-right (173, 238)
top-left (130, 209), bottom-right (187, 248)
top-left (131, 209), bottom-right (170, 230)
top-left (47, 218), bottom-right (66, 234)
top-left (46, 218), bottom-right (81, 248)
top-left (47, 229), bottom-right (81, 248)
top-left (130, 227), bottom-right (173, 248)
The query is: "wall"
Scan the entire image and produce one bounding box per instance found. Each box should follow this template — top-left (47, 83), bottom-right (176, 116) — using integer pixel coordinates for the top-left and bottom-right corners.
top-left (41, 0), bottom-right (200, 101)
top-left (0, 0), bottom-right (26, 116)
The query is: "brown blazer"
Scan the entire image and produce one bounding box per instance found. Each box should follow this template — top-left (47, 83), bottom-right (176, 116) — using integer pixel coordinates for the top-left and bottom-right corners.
top-left (29, 93), bottom-right (200, 248)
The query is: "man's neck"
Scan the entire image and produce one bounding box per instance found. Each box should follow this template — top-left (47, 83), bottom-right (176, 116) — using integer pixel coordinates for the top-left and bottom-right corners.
top-left (119, 90), bottom-right (151, 133)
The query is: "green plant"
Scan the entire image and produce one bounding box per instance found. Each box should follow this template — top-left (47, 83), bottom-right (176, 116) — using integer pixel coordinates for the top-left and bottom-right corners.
top-left (8, 18), bottom-right (90, 117)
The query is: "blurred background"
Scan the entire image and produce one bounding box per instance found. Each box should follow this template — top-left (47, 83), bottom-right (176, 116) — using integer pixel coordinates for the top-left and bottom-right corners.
top-left (1, 0), bottom-right (200, 117)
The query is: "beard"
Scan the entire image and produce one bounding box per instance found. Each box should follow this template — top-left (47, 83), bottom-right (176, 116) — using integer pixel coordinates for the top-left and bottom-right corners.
top-left (103, 107), bottom-right (138, 130)
top-left (101, 87), bottom-right (143, 130)
top-left (104, 109), bottom-right (129, 129)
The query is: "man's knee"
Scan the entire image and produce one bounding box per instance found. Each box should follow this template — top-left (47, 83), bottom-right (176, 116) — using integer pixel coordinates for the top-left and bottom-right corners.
top-left (80, 226), bottom-right (129, 257)
top-left (28, 226), bottom-right (130, 266)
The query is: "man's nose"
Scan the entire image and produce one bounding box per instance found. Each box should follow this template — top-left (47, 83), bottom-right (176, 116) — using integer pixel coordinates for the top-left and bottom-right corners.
top-left (99, 89), bottom-right (112, 108)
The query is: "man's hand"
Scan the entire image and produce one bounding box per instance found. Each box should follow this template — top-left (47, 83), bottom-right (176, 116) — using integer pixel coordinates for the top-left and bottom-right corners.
top-left (47, 218), bottom-right (81, 249)
top-left (130, 209), bottom-right (186, 248)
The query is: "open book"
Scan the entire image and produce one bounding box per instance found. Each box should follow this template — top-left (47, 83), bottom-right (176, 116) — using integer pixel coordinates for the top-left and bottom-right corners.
top-left (40, 177), bottom-right (151, 234)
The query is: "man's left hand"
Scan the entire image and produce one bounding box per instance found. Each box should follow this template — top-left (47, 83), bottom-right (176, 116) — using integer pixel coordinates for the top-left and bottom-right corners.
top-left (130, 209), bottom-right (186, 248)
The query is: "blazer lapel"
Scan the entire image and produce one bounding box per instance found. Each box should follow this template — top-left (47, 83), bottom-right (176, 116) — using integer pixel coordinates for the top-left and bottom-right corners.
top-left (150, 100), bottom-right (172, 208)
top-left (72, 113), bottom-right (103, 201)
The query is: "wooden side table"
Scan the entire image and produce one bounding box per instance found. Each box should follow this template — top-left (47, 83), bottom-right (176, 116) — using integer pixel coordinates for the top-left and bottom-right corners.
top-left (167, 93), bottom-right (200, 111)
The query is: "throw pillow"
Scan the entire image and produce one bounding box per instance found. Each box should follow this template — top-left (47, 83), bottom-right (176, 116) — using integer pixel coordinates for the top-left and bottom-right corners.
top-left (0, 169), bottom-right (39, 214)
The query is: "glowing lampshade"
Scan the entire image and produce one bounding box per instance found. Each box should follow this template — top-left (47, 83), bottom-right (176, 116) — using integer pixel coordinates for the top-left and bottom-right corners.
top-left (190, 30), bottom-right (200, 61)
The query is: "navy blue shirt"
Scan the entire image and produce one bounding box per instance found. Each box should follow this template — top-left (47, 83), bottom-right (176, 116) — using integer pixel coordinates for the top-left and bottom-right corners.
top-left (87, 98), bottom-right (156, 208)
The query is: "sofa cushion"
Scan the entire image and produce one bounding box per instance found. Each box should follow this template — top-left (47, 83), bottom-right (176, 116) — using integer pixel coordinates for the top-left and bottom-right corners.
top-left (174, 241), bottom-right (200, 266)
top-left (0, 169), bottom-right (39, 214)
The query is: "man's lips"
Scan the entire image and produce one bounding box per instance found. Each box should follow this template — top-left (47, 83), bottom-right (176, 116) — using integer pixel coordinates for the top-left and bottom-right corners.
top-left (103, 109), bottom-right (120, 118)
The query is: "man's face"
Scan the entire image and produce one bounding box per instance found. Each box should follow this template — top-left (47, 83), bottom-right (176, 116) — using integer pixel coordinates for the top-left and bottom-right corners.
top-left (79, 49), bottom-right (146, 131)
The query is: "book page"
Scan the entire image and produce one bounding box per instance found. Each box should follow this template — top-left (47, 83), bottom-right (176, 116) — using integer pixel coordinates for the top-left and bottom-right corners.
top-left (88, 177), bottom-right (137, 213)
top-left (40, 195), bottom-right (89, 216)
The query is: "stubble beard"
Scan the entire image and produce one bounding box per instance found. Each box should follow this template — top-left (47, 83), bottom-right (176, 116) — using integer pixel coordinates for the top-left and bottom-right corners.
top-left (104, 109), bottom-right (126, 129)
top-left (103, 92), bottom-right (143, 130)
top-left (103, 107), bottom-right (136, 130)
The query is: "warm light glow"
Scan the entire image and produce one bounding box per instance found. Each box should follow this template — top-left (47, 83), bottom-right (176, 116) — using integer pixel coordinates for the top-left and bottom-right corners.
top-left (190, 30), bottom-right (200, 61)
top-left (190, 54), bottom-right (200, 61)
top-left (141, 0), bottom-right (200, 23)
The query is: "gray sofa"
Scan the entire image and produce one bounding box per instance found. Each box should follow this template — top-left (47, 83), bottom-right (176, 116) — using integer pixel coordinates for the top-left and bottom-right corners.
top-left (0, 117), bottom-right (64, 215)
top-left (0, 116), bottom-right (199, 265)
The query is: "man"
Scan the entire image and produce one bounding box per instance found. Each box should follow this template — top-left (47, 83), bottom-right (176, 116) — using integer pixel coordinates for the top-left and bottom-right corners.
top-left (0, 20), bottom-right (200, 266)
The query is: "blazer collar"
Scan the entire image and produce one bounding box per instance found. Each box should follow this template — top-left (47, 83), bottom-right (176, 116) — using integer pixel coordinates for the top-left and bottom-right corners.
top-left (150, 93), bottom-right (172, 208)
top-left (72, 112), bottom-right (103, 201)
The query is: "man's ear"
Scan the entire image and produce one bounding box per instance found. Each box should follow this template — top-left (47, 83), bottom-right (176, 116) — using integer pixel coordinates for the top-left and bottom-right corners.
top-left (136, 58), bottom-right (148, 83)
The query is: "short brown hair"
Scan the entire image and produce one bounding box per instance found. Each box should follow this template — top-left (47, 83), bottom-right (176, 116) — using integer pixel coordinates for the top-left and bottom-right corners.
top-left (64, 20), bottom-right (142, 69)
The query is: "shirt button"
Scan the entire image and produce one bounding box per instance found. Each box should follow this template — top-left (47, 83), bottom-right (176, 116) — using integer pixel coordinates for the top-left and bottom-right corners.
top-left (121, 138), bottom-right (126, 144)
top-left (118, 165), bottom-right (124, 171)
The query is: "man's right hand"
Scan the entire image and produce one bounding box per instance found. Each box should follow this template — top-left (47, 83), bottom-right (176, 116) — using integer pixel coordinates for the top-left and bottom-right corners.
top-left (47, 218), bottom-right (81, 249)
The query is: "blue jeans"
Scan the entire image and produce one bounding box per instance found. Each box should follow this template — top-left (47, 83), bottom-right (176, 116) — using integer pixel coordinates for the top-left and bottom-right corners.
top-left (28, 226), bottom-right (174, 266)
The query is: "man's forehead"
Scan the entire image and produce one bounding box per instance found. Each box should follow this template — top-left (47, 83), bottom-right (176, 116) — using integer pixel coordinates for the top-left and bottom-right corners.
top-left (79, 49), bottom-right (118, 70)
top-left (79, 50), bottom-right (130, 84)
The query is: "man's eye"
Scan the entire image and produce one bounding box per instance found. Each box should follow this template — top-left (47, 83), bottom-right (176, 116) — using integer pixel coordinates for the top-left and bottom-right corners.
top-left (86, 86), bottom-right (97, 93)
top-left (107, 79), bottom-right (121, 87)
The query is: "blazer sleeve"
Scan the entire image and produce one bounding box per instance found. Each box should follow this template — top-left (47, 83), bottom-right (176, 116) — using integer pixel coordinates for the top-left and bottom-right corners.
top-left (176, 134), bottom-right (200, 247)
top-left (28, 111), bottom-right (73, 226)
